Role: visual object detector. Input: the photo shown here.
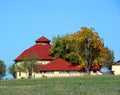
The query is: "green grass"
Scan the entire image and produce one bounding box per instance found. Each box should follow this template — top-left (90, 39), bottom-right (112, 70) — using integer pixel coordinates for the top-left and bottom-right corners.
top-left (0, 76), bottom-right (120, 95)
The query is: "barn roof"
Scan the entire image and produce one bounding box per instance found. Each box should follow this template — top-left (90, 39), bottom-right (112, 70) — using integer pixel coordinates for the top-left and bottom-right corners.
top-left (33, 58), bottom-right (83, 71)
top-left (15, 36), bottom-right (54, 61)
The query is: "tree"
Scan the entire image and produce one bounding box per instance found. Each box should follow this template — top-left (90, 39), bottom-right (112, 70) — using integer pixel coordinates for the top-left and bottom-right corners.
top-left (0, 60), bottom-right (6, 80)
top-left (50, 27), bottom-right (114, 75)
top-left (8, 64), bottom-right (16, 78)
top-left (67, 27), bottom-right (106, 74)
top-left (50, 35), bottom-right (70, 60)
top-left (22, 53), bottom-right (38, 79)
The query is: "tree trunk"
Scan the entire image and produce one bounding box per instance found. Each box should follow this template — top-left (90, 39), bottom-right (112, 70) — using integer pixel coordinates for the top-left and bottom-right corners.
top-left (85, 63), bottom-right (90, 75)
top-left (86, 66), bottom-right (90, 75)
top-left (28, 72), bottom-right (32, 79)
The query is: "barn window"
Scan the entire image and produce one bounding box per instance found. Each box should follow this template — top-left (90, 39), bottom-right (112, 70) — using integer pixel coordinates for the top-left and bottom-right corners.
top-left (19, 71), bottom-right (21, 76)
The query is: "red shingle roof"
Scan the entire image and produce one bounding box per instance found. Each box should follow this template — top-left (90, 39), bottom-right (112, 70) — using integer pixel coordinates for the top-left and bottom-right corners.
top-left (33, 58), bottom-right (101, 71)
top-left (35, 36), bottom-right (50, 43)
top-left (90, 64), bottom-right (101, 71)
top-left (33, 58), bottom-right (82, 71)
top-left (15, 42), bottom-right (54, 61)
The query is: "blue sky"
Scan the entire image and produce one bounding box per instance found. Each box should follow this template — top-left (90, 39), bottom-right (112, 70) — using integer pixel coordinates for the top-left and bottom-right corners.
top-left (0, 0), bottom-right (120, 78)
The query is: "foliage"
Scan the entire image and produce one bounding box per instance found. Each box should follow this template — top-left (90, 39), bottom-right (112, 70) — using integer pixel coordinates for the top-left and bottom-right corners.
top-left (104, 47), bottom-right (114, 69)
top-left (8, 64), bottom-right (16, 78)
top-left (50, 27), bottom-right (114, 74)
top-left (50, 35), bottom-right (70, 59)
top-left (0, 60), bottom-right (6, 79)
top-left (22, 53), bottom-right (38, 78)
top-left (9, 62), bottom-right (28, 79)
top-left (15, 63), bottom-right (26, 72)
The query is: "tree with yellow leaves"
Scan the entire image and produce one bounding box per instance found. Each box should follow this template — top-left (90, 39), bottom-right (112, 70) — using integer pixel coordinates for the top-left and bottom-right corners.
top-left (50, 27), bottom-right (114, 74)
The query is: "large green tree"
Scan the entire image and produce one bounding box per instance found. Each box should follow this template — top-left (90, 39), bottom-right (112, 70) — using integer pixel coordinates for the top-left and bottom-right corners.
top-left (0, 60), bottom-right (6, 79)
top-left (50, 35), bottom-right (70, 60)
top-left (50, 27), bottom-right (114, 74)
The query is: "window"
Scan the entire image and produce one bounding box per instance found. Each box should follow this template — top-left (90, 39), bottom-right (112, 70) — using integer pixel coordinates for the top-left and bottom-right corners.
top-left (19, 71), bottom-right (21, 76)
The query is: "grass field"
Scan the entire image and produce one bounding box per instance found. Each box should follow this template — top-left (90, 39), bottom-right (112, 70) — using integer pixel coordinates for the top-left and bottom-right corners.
top-left (0, 76), bottom-right (120, 95)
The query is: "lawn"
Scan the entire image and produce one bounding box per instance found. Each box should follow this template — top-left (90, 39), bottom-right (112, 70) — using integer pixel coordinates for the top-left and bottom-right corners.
top-left (0, 76), bottom-right (120, 95)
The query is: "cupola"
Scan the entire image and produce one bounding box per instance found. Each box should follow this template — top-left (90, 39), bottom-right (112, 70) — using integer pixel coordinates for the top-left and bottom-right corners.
top-left (35, 36), bottom-right (50, 44)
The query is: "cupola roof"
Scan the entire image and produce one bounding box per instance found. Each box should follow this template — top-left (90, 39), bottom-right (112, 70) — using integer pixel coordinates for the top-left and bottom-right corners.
top-left (35, 36), bottom-right (50, 44)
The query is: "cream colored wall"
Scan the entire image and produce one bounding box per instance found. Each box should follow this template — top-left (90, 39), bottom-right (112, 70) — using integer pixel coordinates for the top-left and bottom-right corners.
top-left (16, 70), bottom-right (99, 79)
top-left (36, 60), bottom-right (51, 65)
top-left (112, 65), bottom-right (120, 75)
top-left (34, 71), bottom-right (86, 78)
top-left (16, 72), bottom-right (37, 79)
top-left (15, 61), bottom-right (99, 79)
top-left (16, 60), bottom-right (50, 65)
top-left (15, 60), bottom-right (51, 79)
top-left (90, 71), bottom-right (98, 75)
top-left (16, 72), bottom-right (28, 79)
top-left (16, 61), bottom-right (23, 65)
